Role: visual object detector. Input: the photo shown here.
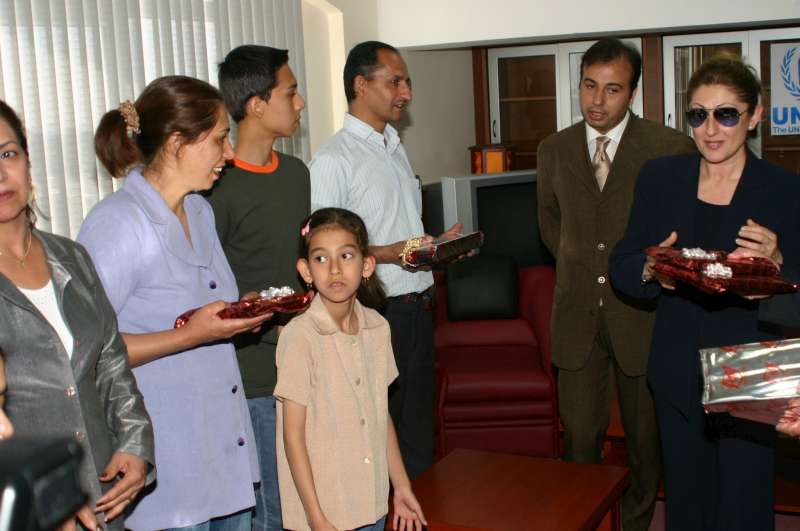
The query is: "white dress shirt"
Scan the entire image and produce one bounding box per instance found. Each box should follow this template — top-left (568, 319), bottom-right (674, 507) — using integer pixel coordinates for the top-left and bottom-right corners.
top-left (18, 279), bottom-right (75, 359)
top-left (585, 110), bottom-right (630, 164)
top-left (309, 113), bottom-right (434, 297)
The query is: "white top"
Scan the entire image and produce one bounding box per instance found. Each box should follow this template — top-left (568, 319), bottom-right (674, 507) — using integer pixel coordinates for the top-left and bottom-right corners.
top-left (309, 113), bottom-right (434, 297)
top-left (585, 110), bottom-right (630, 163)
top-left (18, 279), bottom-right (74, 359)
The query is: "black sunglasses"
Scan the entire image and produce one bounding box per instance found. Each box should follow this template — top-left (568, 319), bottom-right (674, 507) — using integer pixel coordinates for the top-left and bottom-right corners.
top-left (685, 107), bottom-right (745, 128)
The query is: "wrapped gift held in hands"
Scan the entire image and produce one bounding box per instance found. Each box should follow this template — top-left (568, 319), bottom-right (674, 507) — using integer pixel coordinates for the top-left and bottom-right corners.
top-left (399, 231), bottom-right (484, 269)
top-left (646, 246), bottom-right (798, 297)
top-left (701, 338), bottom-right (800, 425)
top-left (174, 286), bottom-right (313, 328)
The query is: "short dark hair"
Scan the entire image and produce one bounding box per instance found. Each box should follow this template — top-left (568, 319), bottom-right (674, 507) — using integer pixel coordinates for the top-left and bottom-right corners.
top-left (580, 38), bottom-right (642, 91)
top-left (299, 207), bottom-right (386, 310)
top-left (218, 45), bottom-right (290, 122)
top-left (343, 41), bottom-right (399, 103)
top-left (687, 54), bottom-right (761, 113)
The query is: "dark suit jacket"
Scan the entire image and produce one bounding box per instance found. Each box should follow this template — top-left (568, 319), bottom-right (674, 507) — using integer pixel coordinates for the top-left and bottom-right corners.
top-left (0, 231), bottom-right (154, 528)
top-left (759, 266), bottom-right (800, 328)
top-left (609, 152), bottom-right (800, 416)
top-left (537, 115), bottom-right (695, 375)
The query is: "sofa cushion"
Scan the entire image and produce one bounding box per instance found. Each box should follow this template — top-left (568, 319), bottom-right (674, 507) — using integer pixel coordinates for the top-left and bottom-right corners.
top-left (445, 255), bottom-right (518, 321)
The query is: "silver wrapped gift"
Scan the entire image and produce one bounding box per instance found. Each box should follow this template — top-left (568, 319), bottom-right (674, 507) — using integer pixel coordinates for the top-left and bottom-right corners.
top-left (700, 338), bottom-right (800, 422)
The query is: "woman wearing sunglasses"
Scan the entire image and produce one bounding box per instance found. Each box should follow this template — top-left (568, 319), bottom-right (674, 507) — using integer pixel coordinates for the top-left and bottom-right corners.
top-left (609, 55), bottom-right (800, 531)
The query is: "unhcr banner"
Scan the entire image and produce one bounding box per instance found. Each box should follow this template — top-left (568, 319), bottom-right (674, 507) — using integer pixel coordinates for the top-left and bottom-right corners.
top-left (771, 42), bottom-right (800, 136)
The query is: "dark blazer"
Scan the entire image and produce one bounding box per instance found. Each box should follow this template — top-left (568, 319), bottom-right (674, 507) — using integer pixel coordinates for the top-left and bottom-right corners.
top-left (0, 230), bottom-right (154, 528)
top-left (537, 115), bottom-right (695, 375)
top-left (759, 266), bottom-right (800, 328)
top-left (609, 152), bottom-right (800, 416)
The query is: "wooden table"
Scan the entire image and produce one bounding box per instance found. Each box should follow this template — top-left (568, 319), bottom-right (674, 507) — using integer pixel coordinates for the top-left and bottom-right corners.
top-left (410, 449), bottom-right (630, 531)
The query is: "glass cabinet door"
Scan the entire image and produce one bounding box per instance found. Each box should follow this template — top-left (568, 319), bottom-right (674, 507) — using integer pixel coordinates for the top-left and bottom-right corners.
top-left (488, 45), bottom-right (559, 170)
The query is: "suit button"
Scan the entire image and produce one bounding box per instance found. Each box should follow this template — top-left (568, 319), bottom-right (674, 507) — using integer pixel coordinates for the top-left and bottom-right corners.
top-left (355, 377), bottom-right (361, 386)
top-left (231, 385), bottom-right (238, 394)
top-left (360, 418), bottom-right (366, 426)
top-left (363, 457), bottom-right (371, 464)
top-left (597, 242), bottom-right (606, 251)
top-left (65, 386), bottom-right (76, 397)
top-left (597, 276), bottom-right (606, 284)
top-left (75, 431), bottom-right (85, 442)
top-left (209, 280), bottom-right (217, 289)
top-left (237, 437), bottom-right (245, 446)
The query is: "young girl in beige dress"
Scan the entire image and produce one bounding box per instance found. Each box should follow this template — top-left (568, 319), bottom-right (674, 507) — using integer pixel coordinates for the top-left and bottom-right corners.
top-left (274, 207), bottom-right (426, 531)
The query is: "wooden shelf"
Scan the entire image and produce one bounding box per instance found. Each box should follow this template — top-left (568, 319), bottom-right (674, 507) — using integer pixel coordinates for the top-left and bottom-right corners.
top-left (500, 96), bottom-right (556, 102)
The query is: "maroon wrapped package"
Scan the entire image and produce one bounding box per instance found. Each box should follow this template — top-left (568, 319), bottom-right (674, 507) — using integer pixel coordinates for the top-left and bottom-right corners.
top-left (401, 231), bottom-right (484, 268)
top-left (174, 287), bottom-right (313, 328)
top-left (646, 246), bottom-right (797, 296)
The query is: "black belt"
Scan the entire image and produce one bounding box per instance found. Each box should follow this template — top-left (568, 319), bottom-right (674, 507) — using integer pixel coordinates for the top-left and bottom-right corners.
top-left (387, 286), bottom-right (434, 304)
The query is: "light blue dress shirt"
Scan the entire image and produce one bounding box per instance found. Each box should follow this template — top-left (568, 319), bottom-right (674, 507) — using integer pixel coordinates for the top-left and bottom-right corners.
top-left (309, 113), bottom-right (434, 297)
top-left (77, 169), bottom-right (258, 530)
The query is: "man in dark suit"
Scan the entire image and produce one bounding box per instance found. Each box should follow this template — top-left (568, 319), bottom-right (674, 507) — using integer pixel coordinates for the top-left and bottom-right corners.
top-left (536, 38), bottom-right (694, 531)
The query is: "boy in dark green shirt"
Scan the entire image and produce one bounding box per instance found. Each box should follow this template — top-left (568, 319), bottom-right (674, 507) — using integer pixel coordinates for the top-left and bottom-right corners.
top-left (208, 45), bottom-right (309, 531)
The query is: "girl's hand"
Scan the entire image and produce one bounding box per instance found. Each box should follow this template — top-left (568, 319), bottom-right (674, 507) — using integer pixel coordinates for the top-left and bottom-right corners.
top-left (182, 300), bottom-right (272, 345)
top-left (57, 505), bottom-right (98, 531)
top-left (392, 485), bottom-right (427, 531)
top-left (730, 218), bottom-right (783, 265)
top-left (642, 231), bottom-right (678, 290)
top-left (95, 452), bottom-right (148, 521)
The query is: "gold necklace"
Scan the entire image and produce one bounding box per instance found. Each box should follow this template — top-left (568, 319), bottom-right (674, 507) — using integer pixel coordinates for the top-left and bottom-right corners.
top-left (0, 230), bottom-right (33, 267)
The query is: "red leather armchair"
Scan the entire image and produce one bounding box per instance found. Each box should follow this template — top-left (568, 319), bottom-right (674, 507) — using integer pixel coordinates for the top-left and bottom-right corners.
top-left (434, 265), bottom-right (559, 458)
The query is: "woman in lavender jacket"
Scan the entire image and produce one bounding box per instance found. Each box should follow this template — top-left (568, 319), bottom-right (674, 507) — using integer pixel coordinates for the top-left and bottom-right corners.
top-left (78, 76), bottom-right (271, 531)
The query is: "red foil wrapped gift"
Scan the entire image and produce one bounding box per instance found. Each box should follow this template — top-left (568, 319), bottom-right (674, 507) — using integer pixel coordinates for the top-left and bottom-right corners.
top-left (401, 231), bottom-right (484, 268)
top-left (174, 287), bottom-right (313, 328)
top-left (701, 338), bottom-right (800, 424)
top-left (646, 247), bottom-right (798, 297)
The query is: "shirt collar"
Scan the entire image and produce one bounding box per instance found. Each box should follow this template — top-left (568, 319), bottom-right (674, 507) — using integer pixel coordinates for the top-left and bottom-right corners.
top-left (303, 294), bottom-right (384, 336)
top-left (122, 167), bottom-right (204, 226)
top-left (585, 110), bottom-right (630, 148)
top-left (343, 113), bottom-right (401, 153)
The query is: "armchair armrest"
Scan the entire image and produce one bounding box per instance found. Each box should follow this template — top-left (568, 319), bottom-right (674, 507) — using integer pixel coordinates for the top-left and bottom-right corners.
top-left (519, 266), bottom-right (556, 372)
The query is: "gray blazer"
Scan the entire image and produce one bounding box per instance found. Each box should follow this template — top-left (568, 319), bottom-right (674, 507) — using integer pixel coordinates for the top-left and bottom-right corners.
top-left (0, 230), bottom-right (154, 526)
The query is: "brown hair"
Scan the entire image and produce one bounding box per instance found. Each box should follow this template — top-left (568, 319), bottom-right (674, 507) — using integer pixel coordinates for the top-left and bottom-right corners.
top-left (687, 54), bottom-right (761, 113)
top-left (299, 208), bottom-right (386, 310)
top-left (95, 75), bottom-right (225, 177)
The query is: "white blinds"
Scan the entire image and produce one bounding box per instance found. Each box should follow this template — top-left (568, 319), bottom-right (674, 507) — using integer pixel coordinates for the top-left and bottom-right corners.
top-left (0, 0), bottom-right (309, 238)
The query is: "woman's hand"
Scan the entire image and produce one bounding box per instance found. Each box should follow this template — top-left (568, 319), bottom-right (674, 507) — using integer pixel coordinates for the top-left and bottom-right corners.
top-left (642, 231), bottom-right (678, 290)
top-left (182, 300), bottom-right (272, 345)
top-left (94, 452), bottom-right (148, 521)
top-left (777, 399), bottom-right (800, 438)
top-left (57, 505), bottom-right (98, 531)
top-left (392, 485), bottom-right (427, 531)
top-left (730, 218), bottom-right (783, 265)
top-left (309, 516), bottom-right (338, 531)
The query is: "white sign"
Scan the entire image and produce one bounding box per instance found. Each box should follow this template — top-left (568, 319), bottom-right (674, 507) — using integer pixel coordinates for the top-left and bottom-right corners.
top-left (771, 42), bottom-right (800, 136)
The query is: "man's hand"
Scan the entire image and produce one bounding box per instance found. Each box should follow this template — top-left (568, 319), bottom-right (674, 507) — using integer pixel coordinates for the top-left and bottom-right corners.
top-left (95, 452), bottom-right (148, 521)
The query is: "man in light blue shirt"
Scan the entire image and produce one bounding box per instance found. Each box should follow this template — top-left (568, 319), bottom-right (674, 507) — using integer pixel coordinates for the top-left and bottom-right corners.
top-left (310, 41), bottom-right (460, 478)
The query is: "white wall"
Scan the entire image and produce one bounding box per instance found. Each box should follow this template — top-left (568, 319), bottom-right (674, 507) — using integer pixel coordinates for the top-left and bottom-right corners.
top-left (375, 1), bottom-right (800, 48)
top-left (400, 50), bottom-right (474, 184)
top-left (301, 0), bottom-right (348, 155)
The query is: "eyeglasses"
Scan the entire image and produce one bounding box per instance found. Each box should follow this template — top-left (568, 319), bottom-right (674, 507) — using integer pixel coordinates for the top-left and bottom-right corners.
top-left (685, 107), bottom-right (746, 128)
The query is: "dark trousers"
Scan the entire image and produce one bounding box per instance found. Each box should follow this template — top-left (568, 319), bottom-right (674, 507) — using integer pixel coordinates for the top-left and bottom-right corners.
top-left (383, 296), bottom-right (435, 479)
top-left (655, 396), bottom-right (775, 531)
top-left (558, 308), bottom-right (660, 531)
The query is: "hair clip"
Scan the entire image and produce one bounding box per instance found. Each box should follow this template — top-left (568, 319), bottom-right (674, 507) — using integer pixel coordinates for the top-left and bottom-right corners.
top-left (119, 100), bottom-right (141, 138)
top-left (300, 221), bottom-right (311, 237)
